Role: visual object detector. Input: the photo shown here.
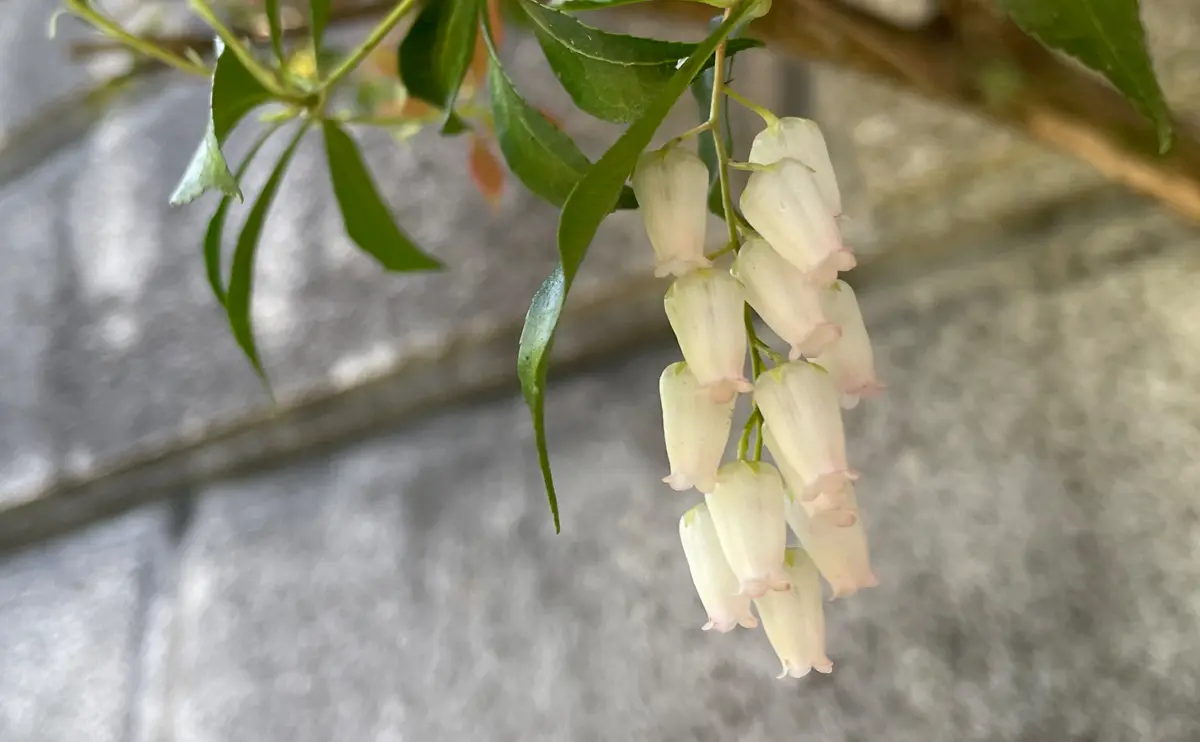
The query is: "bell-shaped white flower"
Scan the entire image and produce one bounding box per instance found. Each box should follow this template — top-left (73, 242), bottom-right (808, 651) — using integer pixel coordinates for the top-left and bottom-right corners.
top-left (659, 362), bottom-right (736, 493)
top-left (814, 280), bottom-right (884, 408)
top-left (664, 269), bottom-right (752, 403)
top-left (754, 547), bottom-right (833, 679)
top-left (732, 239), bottom-right (841, 360)
top-left (755, 361), bottom-right (857, 499)
top-left (740, 159), bottom-right (856, 285)
top-left (749, 117), bottom-right (841, 217)
top-left (704, 461), bottom-right (789, 598)
top-left (679, 503), bottom-right (759, 632)
top-left (632, 145), bottom-right (711, 278)
top-left (785, 485), bottom-right (878, 599)
top-left (763, 424), bottom-right (856, 520)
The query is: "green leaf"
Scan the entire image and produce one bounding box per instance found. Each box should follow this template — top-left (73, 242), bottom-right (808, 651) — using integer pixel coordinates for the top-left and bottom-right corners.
top-left (549, 0), bottom-right (652, 9)
top-left (1000, 0), bottom-right (1173, 152)
top-left (203, 121), bottom-right (285, 307)
top-left (517, 0), bottom-right (759, 530)
top-left (397, 0), bottom-right (480, 133)
top-left (170, 39), bottom-right (274, 206)
top-left (520, 0), bottom-right (760, 123)
top-left (486, 53), bottom-right (637, 208)
top-left (322, 122), bottom-right (443, 271)
top-left (226, 124), bottom-right (307, 385)
top-left (265, 0), bottom-right (284, 64)
top-left (310, 0), bottom-right (331, 53)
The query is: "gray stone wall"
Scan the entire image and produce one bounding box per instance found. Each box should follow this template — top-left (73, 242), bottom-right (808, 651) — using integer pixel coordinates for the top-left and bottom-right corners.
top-left (4, 0), bottom-right (1200, 740)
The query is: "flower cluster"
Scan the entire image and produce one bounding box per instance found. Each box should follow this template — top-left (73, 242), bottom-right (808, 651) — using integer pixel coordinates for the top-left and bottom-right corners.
top-left (634, 116), bottom-right (883, 680)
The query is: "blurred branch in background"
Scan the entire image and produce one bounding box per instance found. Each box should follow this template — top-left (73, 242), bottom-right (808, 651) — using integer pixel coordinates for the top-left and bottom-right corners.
top-left (4, 0), bottom-right (1199, 222)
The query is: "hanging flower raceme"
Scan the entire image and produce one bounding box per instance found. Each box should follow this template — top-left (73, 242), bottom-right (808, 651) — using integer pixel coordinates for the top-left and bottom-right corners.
top-left (740, 158), bottom-right (856, 286)
top-left (680, 503), bottom-right (759, 633)
top-left (732, 238), bottom-right (841, 361)
top-left (784, 485), bottom-right (878, 599)
top-left (755, 361), bottom-right (857, 500)
top-left (749, 116), bottom-right (842, 217)
top-left (814, 280), bottom-right (884, 408)
top-left (660, 362), bottom-right (736, 493)
top-left (632, 145), bottom-right (712, 278)
top-left (754, 547), bottom-right (833, 679)
top-left (664, 269), bottom-right (753, 404)
top-left (705, 461), bottom-right (790, 598)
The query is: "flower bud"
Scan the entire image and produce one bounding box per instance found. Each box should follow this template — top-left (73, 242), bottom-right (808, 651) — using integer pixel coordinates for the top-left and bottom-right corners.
top-left (664, 269), bottom-right (752, 403)
top-left (680, 503), bottom-right (759, 632)
top-left (632, 146), bottom-right (711, 278)
top-left (755, 361), bottom-right (857, 499)
top-left (732, 239), bottom-right (841, 360)
top-left (814, 280), bottom-right (884, 408)
top-left (754, 547), bottom-right (833, 679)
top-left (704, 461), bottom-right (789, 598)
top-left (749, 117), bottom-right (841, 217)
top-left (660, 362), bottom-right (736, 493)
top-left (763, 424), bottom-right (856, 520)
top-left (784, 485), bottom-right (878, 599)
top-left (740, 159), bottom-right (855, 285)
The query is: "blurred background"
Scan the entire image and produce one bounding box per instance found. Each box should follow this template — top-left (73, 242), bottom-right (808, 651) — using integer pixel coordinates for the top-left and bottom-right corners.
top-left (3, 0), bottom-right (1200, 740)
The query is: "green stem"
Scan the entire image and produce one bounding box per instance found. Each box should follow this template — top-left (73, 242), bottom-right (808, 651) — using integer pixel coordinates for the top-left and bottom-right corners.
top-left (188, 0), bottom-right (292, 97)
top-left (66, 0), bottom-right (209, 76)
top-left (323, 0), bottom-right (423, 91)
top-left (724, 87), bottom-right (779, 127)
top-left (708, 8), bottom-right (769, 462)
top-left (670, 120), bottom-right (713, 146)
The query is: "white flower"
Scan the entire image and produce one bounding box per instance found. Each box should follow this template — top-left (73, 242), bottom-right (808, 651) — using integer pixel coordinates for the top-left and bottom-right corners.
top-left (664, 269), bottom-right (752, 403)
top-left (732, 238), bottom-right (841, 361)
top-left (679, 503), bottom-right (759, 632)
top-left (659, 362), bottom-right (736, 493)
top-left (755, 361), bottom-right (857, 499)
top-left (814, 280), bottom-right (884, 408)
top-left (704, 461), bottom-right (789, 598)
top-left (749, 117), bottom-right (841, 217)
top-left (754, 547), bottom-right (833, 678)
top-left (740, 158), bottom-right (856, 285)
top-left (632, 146), bottom-right (711, 278)
top-left (762, 424), bottom-right (856, 519)
top-left (785, 484), bottom-right (878, 599)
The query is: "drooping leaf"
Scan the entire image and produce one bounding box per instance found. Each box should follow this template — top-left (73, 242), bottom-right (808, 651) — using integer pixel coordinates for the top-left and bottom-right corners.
top-left (397, 0), bottom-right (480, 133)
top-left (486, 54), bottom-right (635, 208)
top-left (170, 39), bottom-right (274, 205)
top-left (265, 0), bottom-right (284, 64)
top-left (519, 0), bottom-right (761, 123)
top-left (1000, 0), bottom-right (1173, 152)
top-left (310, 0), bottom-right (331, 54)
top-left (517, 1), bottom-right (759, 530)
top-left (226, 124), bottom-right (308, 385)
top-left (202, 121), bottom-right (285, 307)
top-left (322, 121), bottom-right (443, 271)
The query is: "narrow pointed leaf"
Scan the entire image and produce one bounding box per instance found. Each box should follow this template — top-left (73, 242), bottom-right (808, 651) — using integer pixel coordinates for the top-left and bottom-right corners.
top-left (310, 0), bottom-right (331, 51)
top-left (551, 0), bottom-right (652, 9)
top-left (519, 0), bottom-right (761, 123)
top-left (1000, 0), bottom-right (1173, 152)
top-left (202, 121), bottom-right (285, 307)
top-left (517, 0), bottom-right (759, 529)
top-left (398, 0), bottom-right (480, 133)
top-left (322, 122), bottom-right (443, 271)
top-left (486, 52), bottom-right (636, 208)
top-left (265, 0), bottom-right (284, 64)
top-left (226, 125), bottom-right (307, 385)
top-left (170, 39), bottom-right (274, 205)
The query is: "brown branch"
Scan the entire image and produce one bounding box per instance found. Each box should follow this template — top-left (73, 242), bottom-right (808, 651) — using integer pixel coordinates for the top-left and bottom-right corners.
top-left (647, 0), bottom-right (1200, 222)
